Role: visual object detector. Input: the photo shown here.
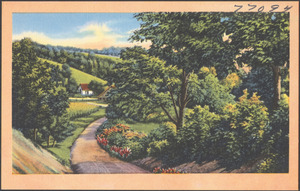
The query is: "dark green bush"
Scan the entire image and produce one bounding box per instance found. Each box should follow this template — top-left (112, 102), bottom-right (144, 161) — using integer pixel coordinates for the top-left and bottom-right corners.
top-left (125, 140), bottom-right (148, 160)
top-left (177, 105), bottom-right (221, 162)
top-left (258, 94), bottom-right (289, 172)
top-left (107, 132), bottom-right (128, 147)
top-left (147, 139), bottom-right (169, 157)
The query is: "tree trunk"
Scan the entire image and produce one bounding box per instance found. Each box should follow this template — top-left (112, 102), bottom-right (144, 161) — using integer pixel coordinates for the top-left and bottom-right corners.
top-left (47, 135), bottom-right (51, 147)
top-left (271, 65), bottom-right (281, 109)
top-left (34, 128), bottom-right (37, 141)
top-left (52, 140), bottom-right (56, 147)
top-left (160, 69), bottom-right (190, 131)
top-left (176, 69), bottom-right (190, 130)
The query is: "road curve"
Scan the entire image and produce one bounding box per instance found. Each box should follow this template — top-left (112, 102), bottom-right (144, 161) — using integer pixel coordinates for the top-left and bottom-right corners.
top-left (70, 117), bottom-right (149, 174)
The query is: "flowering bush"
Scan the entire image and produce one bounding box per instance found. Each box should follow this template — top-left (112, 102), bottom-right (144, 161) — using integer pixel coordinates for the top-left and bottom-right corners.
top-left (96, 135), bottom-right (108, 146)
top-left (123, 130), bottom-right (146, 140)
top-left (110, 146), bottom-right (131, 158)
top-left (101, 124), bottom-right (130, 138)
top-left (153, 167), bottom-right (184, 174)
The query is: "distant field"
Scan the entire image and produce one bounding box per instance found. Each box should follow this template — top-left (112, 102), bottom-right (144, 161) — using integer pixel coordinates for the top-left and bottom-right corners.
top-left (81, 52), bottom-right (121, 62)
top-left (67, 102), bottom-right (100, 119)
top-left (39, 58), bottom-right (107, 85)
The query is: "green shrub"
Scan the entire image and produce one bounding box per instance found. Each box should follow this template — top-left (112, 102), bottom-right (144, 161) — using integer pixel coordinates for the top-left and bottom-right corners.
top-left (107, 132), bottom-right (128, 147)
top-left (177, 105), bottom-right (221, 162)
top-left (222, 89), bottom-right (269, 165)
top-left (147, 122), bottom-right (176, 142)
top-left (259, 94), bottom-right (289, 172)
top-left (147, 139), bottom-right (169, 157)
top-left (125, 140), bottom-right (147, 160)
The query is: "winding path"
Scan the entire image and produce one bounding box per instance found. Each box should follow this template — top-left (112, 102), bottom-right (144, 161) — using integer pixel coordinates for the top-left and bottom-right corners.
top-left (70, 117), bottom-right (149, 174)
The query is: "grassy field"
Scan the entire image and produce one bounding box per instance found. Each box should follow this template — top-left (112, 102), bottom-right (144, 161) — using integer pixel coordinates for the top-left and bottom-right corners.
top-left (67, 102), bottom-right (99, 119)
top-left (81, 52), bottom-right (121, 63)
top-left (125, 122), bottom-right (161, 134)
top-left (39, 58), bottom-right (107, 85)
top-left (43, 104), bottom-right (106, 167)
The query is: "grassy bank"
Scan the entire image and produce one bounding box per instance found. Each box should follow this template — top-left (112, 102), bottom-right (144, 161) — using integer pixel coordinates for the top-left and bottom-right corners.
top-left (44, 107), bottom-right (106, 167)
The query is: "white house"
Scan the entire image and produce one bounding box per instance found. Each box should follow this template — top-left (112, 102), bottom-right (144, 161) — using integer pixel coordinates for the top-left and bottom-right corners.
top-left (78, 83), bottom-right (94, 96)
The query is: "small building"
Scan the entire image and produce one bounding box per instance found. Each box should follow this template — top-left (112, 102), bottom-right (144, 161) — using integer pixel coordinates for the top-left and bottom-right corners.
top-left (78, 83), bottom-right (94, 96)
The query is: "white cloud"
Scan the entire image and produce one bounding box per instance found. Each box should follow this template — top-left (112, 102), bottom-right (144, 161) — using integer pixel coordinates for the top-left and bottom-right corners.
top-left (12, 22), bottom-right (151, 49)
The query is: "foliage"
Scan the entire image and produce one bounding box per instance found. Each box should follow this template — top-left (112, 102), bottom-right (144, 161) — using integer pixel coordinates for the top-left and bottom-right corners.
top-left (177, 105), bottom-right (221, 162)
top-left (222, 89), bottom-right (269, 166)
top-left (88, 80), bottom-right (105, 96)
top-left (258, 94), bottom-right (289, 172)
top-left (188, 67), bottom-right (235, 113)
top-left (225, 12), bottom-right (289, 108)
top-left (39, 58), bottom-right (107, 85)
top-left (222, 72), bottom-right (242, 90)
top-left (147, 139), bottom-right (169, 157)
top-left (107, 47), bottom-right (176, 122)
top-left (45, 108), bottom-right (106, 167)
top-left (124, 140), bottom-right (147, 160)
top-left (34, 43), bottom-right (120, 81)
top-left (12, 38), bottom-right (54, 140)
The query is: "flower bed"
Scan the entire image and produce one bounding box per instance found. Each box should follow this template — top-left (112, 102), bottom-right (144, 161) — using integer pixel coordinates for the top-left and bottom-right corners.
top-left (96, 124), bottom-right (135, 160)
top-left (153, 167), bottom-right (184, 174)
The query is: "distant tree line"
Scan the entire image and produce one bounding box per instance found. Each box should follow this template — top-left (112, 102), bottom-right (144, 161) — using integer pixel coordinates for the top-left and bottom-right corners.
top-left (32, 43), bottom-right (118, 81)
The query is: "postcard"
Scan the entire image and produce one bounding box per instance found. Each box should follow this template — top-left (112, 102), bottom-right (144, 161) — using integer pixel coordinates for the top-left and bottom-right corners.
top-left (1, 1), bottom-right (299, 190)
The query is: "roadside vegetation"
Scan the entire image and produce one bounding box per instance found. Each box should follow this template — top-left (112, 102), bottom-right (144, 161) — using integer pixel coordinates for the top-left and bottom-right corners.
top-left (43, 105), bottom-right (105, 166)
top-left (98, 12), bottom-right (289, 173)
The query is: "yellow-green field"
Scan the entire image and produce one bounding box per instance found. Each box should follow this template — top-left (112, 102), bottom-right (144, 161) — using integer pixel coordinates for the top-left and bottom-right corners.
top-left (39, 58), bottom-right (107, 85)
top-left (67, 102), bottom-right (100, 119)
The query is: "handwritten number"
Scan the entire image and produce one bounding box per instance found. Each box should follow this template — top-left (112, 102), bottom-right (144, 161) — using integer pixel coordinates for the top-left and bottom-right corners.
top-left (269, 5), bottom-right (279, 12)
top-left (283, 6), bottom-right (293, 12)
top-left (258, 6), bottom-right (264, 12)
top-left (234, 5), bottom-right (243, 12)
top-left (248, 4), bottom-right (257, 11)
top-left (234, 4), bottom-right (292, 12)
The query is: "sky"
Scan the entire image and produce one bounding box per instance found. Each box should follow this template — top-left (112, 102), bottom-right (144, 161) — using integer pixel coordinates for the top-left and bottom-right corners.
top-left (13, 13), bottom-right (151, 50)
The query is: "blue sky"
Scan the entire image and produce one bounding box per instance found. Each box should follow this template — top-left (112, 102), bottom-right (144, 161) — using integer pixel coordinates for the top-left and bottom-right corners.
top-left (13, 13), bottom-right (150, 49)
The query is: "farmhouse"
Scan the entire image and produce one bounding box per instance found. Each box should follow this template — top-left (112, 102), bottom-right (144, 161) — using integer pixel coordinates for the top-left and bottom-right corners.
top-left (78, 83), bottom-right (94, 96)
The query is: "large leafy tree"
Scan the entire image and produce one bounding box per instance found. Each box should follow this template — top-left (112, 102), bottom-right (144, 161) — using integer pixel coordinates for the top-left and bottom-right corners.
top-left (129, 12), bottom-right (236, 129)
top-left (225, 12), bottom-right (289, 109)
top-left (107, 46), bottom-right (178, 122)
top-left (12, 38), bottom-right (54, 140)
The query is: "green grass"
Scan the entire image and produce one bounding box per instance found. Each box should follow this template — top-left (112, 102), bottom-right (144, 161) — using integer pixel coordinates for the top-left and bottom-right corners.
top-left (81, 52), bottom-right (121, 62)
top-left (110, 120), bottom-right (160, 134)
top-left (39, 58), bottom-right (107, 85)
top-left (44, 108), bottom-right (106, 167)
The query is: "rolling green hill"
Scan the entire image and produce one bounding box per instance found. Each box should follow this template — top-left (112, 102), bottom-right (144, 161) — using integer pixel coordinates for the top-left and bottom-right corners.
top-left (39, 58), bottom-right (107, 85)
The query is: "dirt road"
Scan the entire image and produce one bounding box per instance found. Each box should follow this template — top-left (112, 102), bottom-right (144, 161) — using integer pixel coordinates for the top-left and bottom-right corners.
top-left (70, 117), bottom-right (149, 174)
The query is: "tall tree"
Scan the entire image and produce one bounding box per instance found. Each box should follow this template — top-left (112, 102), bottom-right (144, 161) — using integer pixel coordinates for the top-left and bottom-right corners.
top-left (130, 13), bottom-right (236, 129)
top-left (12, 38), bottom-right (54, 140)
top-left (225, 12), bottom-right (289, 109)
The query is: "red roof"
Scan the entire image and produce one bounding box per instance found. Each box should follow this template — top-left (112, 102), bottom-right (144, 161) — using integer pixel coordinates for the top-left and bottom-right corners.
top-left (80, 84), bottom-right (90, 91)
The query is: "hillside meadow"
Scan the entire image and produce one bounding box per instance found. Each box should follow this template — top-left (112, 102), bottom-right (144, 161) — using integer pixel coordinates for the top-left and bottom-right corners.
top-left (39, 58), bottom-right (107, 85)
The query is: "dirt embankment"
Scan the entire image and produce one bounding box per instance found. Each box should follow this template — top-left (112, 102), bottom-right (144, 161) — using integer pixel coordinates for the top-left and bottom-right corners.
top-left (12, 129), bottom-right (71, 174)
top-left (132, 157), bottom-right (261, 173)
